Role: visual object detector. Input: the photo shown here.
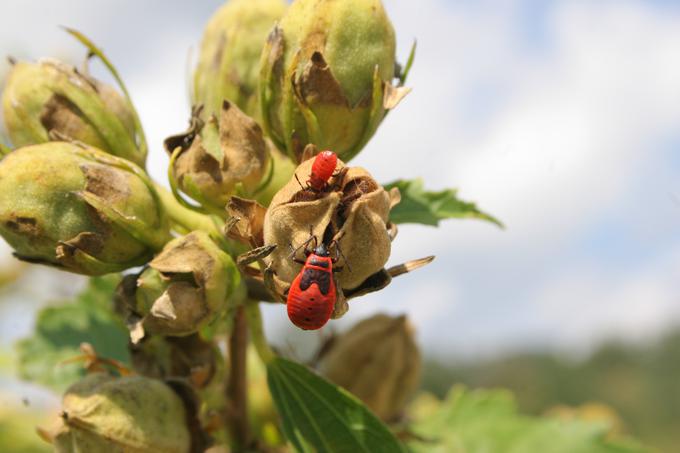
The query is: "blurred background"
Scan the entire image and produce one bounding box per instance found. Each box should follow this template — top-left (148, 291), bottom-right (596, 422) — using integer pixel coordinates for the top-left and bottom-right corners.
top-left (1, 0), bottom-right (680, 451)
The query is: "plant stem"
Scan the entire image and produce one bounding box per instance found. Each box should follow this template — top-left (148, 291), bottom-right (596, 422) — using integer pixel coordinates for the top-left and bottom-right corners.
top-left (245, 301), bottom-right (276, 364)
top-left (155, 182), bottom-right (219, 233)
top-left (226, 305), bottom-right (250, 450)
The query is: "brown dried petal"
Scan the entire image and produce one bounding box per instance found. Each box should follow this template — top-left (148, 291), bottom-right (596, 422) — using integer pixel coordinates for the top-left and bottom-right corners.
top-left (170, 102), bottom-right (268, 207)
top-left (149, 233), bottom-right (217, 290)
top-left (297, 52), bottom-right (348, 107)
top-left (225, 196), bottom-right (267, 246)
top-left (382, 82), bottom-right (411, 110)
top-left (217, 100), bottom-right (267, 188)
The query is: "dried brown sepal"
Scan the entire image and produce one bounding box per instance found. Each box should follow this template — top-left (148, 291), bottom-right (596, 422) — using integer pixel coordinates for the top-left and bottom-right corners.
top-left (117, 231), bottom-right (240, 340)
top-left (164, 105), bottom-right (205, 155)
top-left (224, 196), bottom-right (267, 246)
top-left (296, 52), bottom-right (349, 108)
top-left (343, 255), bottom-right (435, 300)
top-left (382, 82), bottom-right (411, 109)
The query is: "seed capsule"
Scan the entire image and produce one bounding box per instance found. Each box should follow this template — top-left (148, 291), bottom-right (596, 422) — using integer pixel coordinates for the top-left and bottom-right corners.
top-left (260, 0), bottom-right (409, 162)
top-left (264, 156), bottom-right (395, 292)
top-left (165, 101), bottom-right (268, 210)
top-left (319, 314), bottom-right (421, 421)
top-left (194, 0), bottom-right (287, 120)
top-left (0, 142), bottom-right (168, 275)
top-left (2, 59), bottom-right (146, 166)
top-left (121, 231), bottom-right (241, 339)
top-left (48, 373), bottom-right (190, 453)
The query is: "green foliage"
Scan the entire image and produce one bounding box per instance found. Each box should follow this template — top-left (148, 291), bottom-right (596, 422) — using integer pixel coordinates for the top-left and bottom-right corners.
top-left (266, 357), bottom-right (405, 453)
top-left (384, 178), bottom-right (502, 227)
top-left (408, 387), bottom-right (649, 453)
top-left (425, 330), bottom-right (680, 453)
top-left (0, 407), bottom-right (49, 453)
top-left (15, 275), bottom-right (129, 392)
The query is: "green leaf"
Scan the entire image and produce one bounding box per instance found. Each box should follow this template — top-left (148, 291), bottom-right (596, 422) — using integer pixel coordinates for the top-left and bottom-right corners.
top-left (267, 357), bottom-right (406, 453)
top-left (408, 387), bottom-right (651, 453)
top-left (384, 179), bottom-right (503, 228)
top-left (15, 275), bottom-right (130, 392)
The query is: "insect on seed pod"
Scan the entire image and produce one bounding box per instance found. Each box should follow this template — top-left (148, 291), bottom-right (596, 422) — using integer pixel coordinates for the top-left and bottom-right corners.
top-left (286, 238), bottom-right (338, 330)
top-left (263, 154), bottom-right (397, 313)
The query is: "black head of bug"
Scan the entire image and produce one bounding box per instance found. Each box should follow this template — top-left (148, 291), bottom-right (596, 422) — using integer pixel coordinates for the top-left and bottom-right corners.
top-left (314, 242), bottom-right (330, 257)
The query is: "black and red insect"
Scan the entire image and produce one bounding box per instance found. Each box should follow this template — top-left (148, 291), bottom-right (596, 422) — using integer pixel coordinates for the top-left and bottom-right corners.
top-left (286, 236), bottom-right (340, 330)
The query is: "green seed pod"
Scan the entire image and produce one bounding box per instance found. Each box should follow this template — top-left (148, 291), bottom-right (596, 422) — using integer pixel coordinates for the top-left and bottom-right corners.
top-left (2, 59), bottom-right (146, 166)
top-left (126, 231), bottom-right (241, 338)
top-left (166, 101), bottom-right (268, 210)
top-left (194, 0), bottom-right (287, 120)
top-left (319, 314), bottom-right (421, 421)
top-left (49, 373), bottom-right (190, 453)
top-left (0, 142), bottom-right (168, 275)
top-left (260, 0), bottom-right (409, 162)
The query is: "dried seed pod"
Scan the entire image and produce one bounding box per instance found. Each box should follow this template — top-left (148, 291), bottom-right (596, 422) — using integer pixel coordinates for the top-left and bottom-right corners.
top-left (49, 373), bottom-right (190, 453)
top-left (319, 314), bottom-right (421, 421)
top-left (263, 156), bottom-right (394, 291)
top-left (165, 101), bottom-right (268, 209)
top-left (122, 231), bottom-right (241, 339)
top-left (260, 0), bottom-right (409, 162)
top-left (2, 59), bottom-right (146, 166)
top-left (0, 142), bottom-right (168, 275)
top-left (194, 0), bottom-right (287, 120)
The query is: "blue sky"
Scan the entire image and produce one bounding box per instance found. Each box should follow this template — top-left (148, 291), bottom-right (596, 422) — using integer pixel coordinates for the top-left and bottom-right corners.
top-left (1, 0), bottom-right (680, 361)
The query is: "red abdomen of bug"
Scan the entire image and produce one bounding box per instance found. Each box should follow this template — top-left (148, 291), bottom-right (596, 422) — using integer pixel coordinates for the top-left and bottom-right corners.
top-left (308, 150), bottom-right (338, 191)
top-left (286, 254), bottom-right (336, 330)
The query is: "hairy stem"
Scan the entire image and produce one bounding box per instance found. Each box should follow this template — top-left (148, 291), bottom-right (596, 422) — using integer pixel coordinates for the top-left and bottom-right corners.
top-left (226, 306), bottom-right (250, 450)
top-left (245, 301), bottom-right (276, 364)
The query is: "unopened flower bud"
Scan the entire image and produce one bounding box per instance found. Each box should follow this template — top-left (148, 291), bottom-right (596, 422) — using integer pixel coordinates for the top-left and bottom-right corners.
top-left (0, 142), bottom-right (168, 275)
top-left (260, 0), bottom-right (408, 162)
top-left (166, 101), bottom-right (268, 209)
top-left (2, 59), bottom-right (146, 166)
top-left (48, 373), bottom-right (190, 453)
top-left (194, 0), bottom-right (287, 120)
top-left (125, 231), bottom-right (241, 338)
top-left (263, 156), bottom-right (395, 291)
top-left (319, 314), bottom-right (421, 421)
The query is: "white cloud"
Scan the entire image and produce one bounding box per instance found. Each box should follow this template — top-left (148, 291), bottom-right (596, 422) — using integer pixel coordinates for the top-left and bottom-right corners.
top-left (352, 0), bottom-right (680, 355)
top-left (530, 243), bottom-right (680, 354)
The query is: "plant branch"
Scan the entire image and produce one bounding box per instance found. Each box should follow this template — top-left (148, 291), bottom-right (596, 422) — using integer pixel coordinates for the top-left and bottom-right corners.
top-left (245, 302), bottom-right (275, 364)
top-left (155, 183), bottom-right (219, 233)
top-left (226, 305), bottom-right (250, 450)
